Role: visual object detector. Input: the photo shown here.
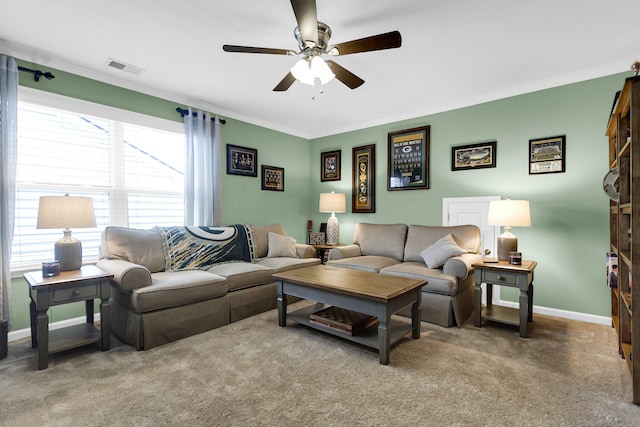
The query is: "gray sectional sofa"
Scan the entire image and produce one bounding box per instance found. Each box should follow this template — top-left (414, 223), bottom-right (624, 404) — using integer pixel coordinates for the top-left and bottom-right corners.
top-left (326, 223), bottom-right (483, 327)
top-left (96, 223), bottom-right (320, 350)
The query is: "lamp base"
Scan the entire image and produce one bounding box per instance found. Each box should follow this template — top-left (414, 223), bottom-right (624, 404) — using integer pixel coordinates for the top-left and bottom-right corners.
top-left (54, 230), bottom-right (83, 271)
top-left (326, 214), bottom-right (340, 245)
top-left (497, 233), bottom-right (518, 261)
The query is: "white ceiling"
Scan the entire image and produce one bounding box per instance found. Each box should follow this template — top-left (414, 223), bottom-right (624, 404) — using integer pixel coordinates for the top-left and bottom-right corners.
top-left (1, 0), bottom-right (639, 139)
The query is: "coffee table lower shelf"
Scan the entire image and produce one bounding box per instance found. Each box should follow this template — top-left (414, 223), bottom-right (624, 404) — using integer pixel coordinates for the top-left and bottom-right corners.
top-left (288, 304), bottom-right (413, 350)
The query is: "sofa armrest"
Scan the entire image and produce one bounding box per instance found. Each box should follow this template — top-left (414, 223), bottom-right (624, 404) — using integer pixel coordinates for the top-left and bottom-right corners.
top-left (96, 259), bottom-right (152, 292)
top-left (295, 243), bottom-right (317, 259)
top-left (327, 244), bottom-right (362, 260)
top-left (442, 253), bottom-right (483, 280)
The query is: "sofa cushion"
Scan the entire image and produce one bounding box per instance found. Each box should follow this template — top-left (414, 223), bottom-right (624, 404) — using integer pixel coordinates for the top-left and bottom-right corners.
top-left (326, 255), bottom-right (401, 273)
top-left (380, 262), bottom-right (460, 296)
top-left (419, 234), bottom-right (467, 268)
top-left (267, 232), bottom-right (298, 258)
top-left (404, 225), bottom-right (481, 262)
top-left (258, 256), bottom-right (321, 273)
top-left (353, 223), bottom-right (408, 261)
top-left (100, 226), bottom-right (166, 273)
top-left (131, 271), bottom-right (228, 313)
top-left (207, 262), bottom-right (275, 292)
top-left (252, 224), bottom-right (287, 258)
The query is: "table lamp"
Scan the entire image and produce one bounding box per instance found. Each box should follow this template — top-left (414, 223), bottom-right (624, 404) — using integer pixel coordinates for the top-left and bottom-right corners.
top-left (319, 192), bottom-right (346, 245)
top-left (487, 198), bottom-right (531, 261)
top-left (36, 194), bottom-right (97, 271)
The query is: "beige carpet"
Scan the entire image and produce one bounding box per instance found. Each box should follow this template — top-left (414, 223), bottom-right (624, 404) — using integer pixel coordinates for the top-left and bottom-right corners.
top-left (1, 301), bottom-right (639, 427)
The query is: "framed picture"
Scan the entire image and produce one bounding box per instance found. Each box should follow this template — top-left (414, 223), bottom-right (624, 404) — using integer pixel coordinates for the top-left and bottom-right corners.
top-left (352, 144), bottom-right (375, 213)
top-left (261, 165), bottom-right (284, 191)
top-left (529, 135), bottom-right (566, 174)
top-left (309, 232), bottom-right (325, 245)
top-left (320, 150), bottom-right (341, 182)
top-left (227, 144), bottom-right (258, 177)
top-left (451, 141), bottom-right (497, 171)
top-left (387, 125), bottom-right (430, 190)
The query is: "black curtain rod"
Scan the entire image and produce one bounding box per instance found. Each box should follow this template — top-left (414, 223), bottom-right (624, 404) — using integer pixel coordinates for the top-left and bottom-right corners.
top-left (18, 66), bottom-right (55, 82)
top-left (176, 107), bottom-right (226, 124)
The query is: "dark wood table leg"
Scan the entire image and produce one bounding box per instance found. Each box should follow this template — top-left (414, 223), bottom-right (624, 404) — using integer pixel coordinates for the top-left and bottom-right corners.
top-left (85, 299), bottom-right (94, 324)
top-left (277, 281), bottom-right (287, 327)
top-left (30, 300), bottom-right (38, 348)
top-left (36, 309), bottom-right (48, 370)
top-left (474, 282), bottom-right (482, 327)
top-left (519, 287), bottom-right (528, 338)
top-left (528, 283), bottom-right (534, 322)
top-left (100, 296), bottom-right (110, 351)
top-left (411, 290), bottom-right (421, 339)
top-left (378, 308), bottom-right (391, 365)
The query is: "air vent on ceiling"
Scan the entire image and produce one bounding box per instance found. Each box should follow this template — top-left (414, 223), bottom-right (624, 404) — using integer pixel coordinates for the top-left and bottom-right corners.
top-left (105, 58), bottom-right (145, 75)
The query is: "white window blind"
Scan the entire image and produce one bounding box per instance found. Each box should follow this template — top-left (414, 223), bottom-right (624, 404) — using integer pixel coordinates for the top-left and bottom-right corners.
top-left (11, 93), bottom-right (185, 272)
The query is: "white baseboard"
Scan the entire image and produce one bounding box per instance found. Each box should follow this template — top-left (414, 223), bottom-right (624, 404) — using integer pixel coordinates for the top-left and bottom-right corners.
top-left (8, 314), bottom-right (101, 343)
top-left (494, 299), bottom-right (611, 326)
top-left (8, 301), bottom-right (611, 343)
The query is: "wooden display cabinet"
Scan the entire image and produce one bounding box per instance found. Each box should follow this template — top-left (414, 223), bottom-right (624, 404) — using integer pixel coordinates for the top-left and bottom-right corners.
top-left (606, 75), bottom-right (640, 404)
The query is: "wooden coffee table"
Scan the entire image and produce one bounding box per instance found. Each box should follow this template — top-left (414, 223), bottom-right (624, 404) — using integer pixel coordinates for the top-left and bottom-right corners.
top-left (273, 265), bottom-right (425, 365)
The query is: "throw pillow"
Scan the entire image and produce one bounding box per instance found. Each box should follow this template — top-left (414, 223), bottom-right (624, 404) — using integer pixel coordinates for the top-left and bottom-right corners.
top-left (419, 234), bottom-right (466, 268)
top-left (267, 232), bottom-right (298, 258)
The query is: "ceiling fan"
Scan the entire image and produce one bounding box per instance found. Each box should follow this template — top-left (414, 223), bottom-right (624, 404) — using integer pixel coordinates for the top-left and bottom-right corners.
top-left (222, 0), bottom-right (402, 92)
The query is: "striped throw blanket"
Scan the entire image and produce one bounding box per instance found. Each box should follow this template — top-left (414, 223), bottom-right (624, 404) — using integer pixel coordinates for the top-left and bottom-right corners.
top-left (156, 224), bottom-right (256, 271)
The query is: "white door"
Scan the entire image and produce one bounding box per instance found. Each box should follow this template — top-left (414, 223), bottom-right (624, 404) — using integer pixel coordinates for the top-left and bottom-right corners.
top-left (443, 196), bottom-right (501, 304)
top-left (442, 196), bottom-right (500, 258)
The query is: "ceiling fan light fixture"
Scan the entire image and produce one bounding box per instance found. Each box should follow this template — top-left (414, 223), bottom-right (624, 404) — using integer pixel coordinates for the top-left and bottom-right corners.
top-left (290, 58), bottom-right (315, 85)
top-left (290, 56), bottom-right (335, 86)
top-left (311, 56), bottom-right (335, 84)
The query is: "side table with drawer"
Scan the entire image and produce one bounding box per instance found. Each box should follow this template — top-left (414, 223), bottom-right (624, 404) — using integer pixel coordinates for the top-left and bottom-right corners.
top-left (472, 260), bottom-right (537, 338)
top-left (24, 265), bottom-right (113, 370)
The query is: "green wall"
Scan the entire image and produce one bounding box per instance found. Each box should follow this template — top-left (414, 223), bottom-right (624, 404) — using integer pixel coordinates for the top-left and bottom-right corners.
top-left (309, 73), bottom-right (627, 318)
top-left (7, 57), bottom-right (628, 332)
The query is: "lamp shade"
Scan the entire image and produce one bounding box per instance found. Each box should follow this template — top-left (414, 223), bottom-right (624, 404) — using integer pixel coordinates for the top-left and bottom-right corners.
top-left (37, 195), bottom-right (97, 229)
top-left (487, 199), bottom-right (531, 227)
top-left (319, 192), bottom-right (346, 213)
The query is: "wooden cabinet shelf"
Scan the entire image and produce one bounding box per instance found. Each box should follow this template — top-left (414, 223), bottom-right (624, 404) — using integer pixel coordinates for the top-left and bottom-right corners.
top-left (606, 75), bottom-right (640, 405)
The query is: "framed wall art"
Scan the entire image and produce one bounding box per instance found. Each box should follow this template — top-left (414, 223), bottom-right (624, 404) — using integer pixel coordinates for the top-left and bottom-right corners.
top-left (529, 135), bottom-right (566, 174)
top-left (451, 141), bottom-right (497, 171)
top-left (352, 144), bottom-right (375, 213)
top-left (226, 144), bottom-right (258, 177)
top-left (387, 125), bottom-right (430, 190)
top-left (261, 165), bottom-right (284, 191)
top-left (320, 150), bottom-right (341, 182)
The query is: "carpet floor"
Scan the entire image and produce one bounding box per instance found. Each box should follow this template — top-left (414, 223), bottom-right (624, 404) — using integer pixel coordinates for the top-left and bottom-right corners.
top-left (1, 301), bottom-right (640, 426)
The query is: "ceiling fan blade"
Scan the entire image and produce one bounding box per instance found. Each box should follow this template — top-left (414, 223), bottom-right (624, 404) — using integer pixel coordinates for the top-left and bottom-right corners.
top-left (273, 72), bottom-right (297, 92)
top-left (223, 45), bottom-right (295, 55)
top-left (290, 0), bottom-right (318, 48)
top-left (328, 31), bottom-right (402, 56)
top-left (325, 60), bottom-right (364, 89)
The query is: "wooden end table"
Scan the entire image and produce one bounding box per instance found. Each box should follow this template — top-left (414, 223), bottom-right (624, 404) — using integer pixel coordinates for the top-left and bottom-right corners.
top-left (24, 265), bottom-right (113, 370)
top-left (473, 260), bottom-right (537, 338)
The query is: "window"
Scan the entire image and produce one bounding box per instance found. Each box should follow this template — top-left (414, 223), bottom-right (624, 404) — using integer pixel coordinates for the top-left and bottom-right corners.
top-left (11, 90), bottom-right (185, 272)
